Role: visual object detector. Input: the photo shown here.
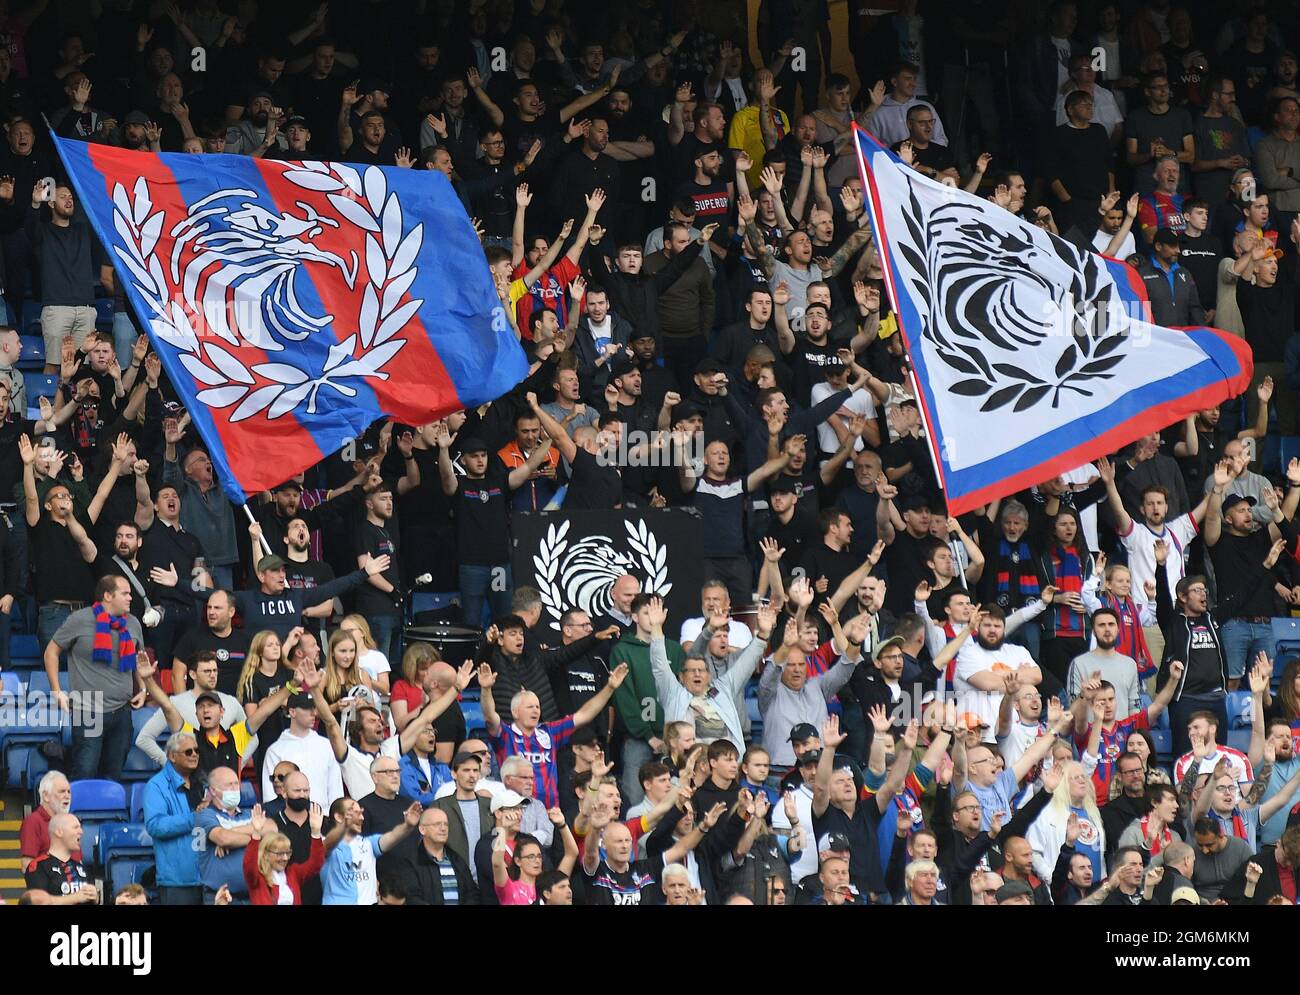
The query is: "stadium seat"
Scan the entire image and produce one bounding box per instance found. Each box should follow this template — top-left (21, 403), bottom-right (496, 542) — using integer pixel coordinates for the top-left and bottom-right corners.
top-left (129, 782), bottom-right (148, 823)
top-left (1280, 437), bottom-right (1300, 477)
top-left (0, 671), bottom-right (19, 697)
top-left (239, 781), bottom-right (258, 809)
top-left (1258, 434), bottom-right (1282, 477)
top-left (17, 334), bottom-right (44, 368)
top-left (70, 779), bottom-right (130, 867)
top-left (1273, 617), bottom-right (1300, 661)
top-left (20, 300), bottom-right (41, 335)
top-left (9, 633), bottom-right (41, 664)
top-left (1225, 690), bottom-right (1254, 756)
top-left (0, 669), bottom-right (65, 781)
top-left (98, 822), bottom-right (153, 869)
top-left (122, 706), bottom-right (164, 782)
top-left (22, 371), bottom-right (57, 401)
top-left (93, 298), bottom-right (114, 329)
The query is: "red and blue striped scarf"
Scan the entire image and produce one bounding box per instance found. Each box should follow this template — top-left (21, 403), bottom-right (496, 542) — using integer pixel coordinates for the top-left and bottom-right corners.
top-left (996, 539), bottom-right (1039, 603)
top-left (1099, 591), bottom-right (1155, 679)
top-left (92, 602), bottom-right (137, 672)
top-left (1050, 546), bottom-right (1085, 637)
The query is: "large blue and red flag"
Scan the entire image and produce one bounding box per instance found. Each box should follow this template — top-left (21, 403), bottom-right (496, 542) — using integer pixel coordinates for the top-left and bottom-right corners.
top-left (54, 138), bottom-right (527, 502)
top-left (852, 126), bottom-right (1252, 516)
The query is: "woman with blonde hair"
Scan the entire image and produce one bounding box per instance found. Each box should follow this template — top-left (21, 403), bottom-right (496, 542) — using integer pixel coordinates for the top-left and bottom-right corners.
top-left (236, 628), bottom-right (301, 769)
top-left (244, 802), bottom-right (325, 905)
top-left (340, 614), bottom-right (391, 695)
top-left (1025, 759), bottom-right (1107, 882)
top-left (389, 641), bottom-right (442, 732)
top-left (322, 628), bottom-right (374, 714)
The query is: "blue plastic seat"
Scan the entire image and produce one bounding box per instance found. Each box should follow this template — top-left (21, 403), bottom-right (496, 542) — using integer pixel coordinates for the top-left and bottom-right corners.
top-left (1273, 617), bottom-right (1300, 661)
top-left (9, 633), bottom-right (41, 663)
top-left (122, 705), bottom-right (164, 781)
top-left (0, 671), bottom-right (19, 696)
top-left (17, 334), bottom-right (44, 368)
top-left (20, 300), bottom-right (41, 335)
top-left (1226, 690), bottom-right (1253, 729)
top-left (93, 298), bottom-right (114, 329)
top-left (98, 822), bottom-right (153, 868)
top-left (70, 779), bottom-right (130, 867)
top-left (129, 782), bottom-right (148, 823)
top-left (22, 371), bottom-right (57, 401)
top-left (239, 781), bottom-right (258, 809)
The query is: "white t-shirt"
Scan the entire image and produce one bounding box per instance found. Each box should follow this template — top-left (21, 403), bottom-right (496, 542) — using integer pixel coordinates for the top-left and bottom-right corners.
top-left (998, 719), bottom-right (1047, 771)
top-left (1173, 747), bottom-right (1254, 789)
top-left (434, 777), bottom-right (506, 800)
top-left (341, 736), bottom-right (400, 800)
top-left (1093, 227), bottom-right (1136, 260)
top-left (262, 729), bottom-right (345, 807)
top-left (771, 781), bottom-right (815, 884)
top-left (1118, 513), bottom-right (1197, 605)
top-left (810, 382), bottom-right (876, 455)
top-left (358, 648), bottom-right (391, 685)
top-left (954, 640), bottom-right (1038, 742)
top-left (1055, 85), bottom-right (1124, 137)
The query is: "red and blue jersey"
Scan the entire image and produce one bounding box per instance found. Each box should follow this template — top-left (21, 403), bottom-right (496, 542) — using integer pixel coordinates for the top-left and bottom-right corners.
top-left (489, 716), bottom-right (576, 808)
top-left (511, 256), bottom-right (580, 339)
top-left (1075, 710), bottom-right (1149, 806)
top-left (1137, 190), bottom-right (1186, 237)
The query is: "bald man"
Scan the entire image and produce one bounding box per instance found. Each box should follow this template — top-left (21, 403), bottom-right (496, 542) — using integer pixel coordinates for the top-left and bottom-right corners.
top-left (24, 814), bottom-right (97, 904)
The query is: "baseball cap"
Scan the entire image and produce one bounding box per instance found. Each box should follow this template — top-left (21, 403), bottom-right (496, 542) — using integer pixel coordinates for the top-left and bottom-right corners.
top-left (123, 109), bottom-right (150, 126)
top-left (608, 354), bottom-right (636, 379)
top-left (788, 722), bottom-right (819, 745)
top-left (1222, 493), bottom-right (1256, 512)
top-left (248, 89), bottom-right (275, 103)
top-left (767, 476), bottom-right (800, 496)
top-left (285, 115), bottom-right (309, 130)
top-left (194, 691), bottom-right (223, 708)
top-left (271, 479), bottom-right (302, 493)
top-left (569, 725), bottom-right (601, 748)
top-left (451, 750), bottom-right (482, 769)
top-left (996, 879), bottom-right (1034, 903)
top-left (287, 691), bottom-right (315, 709)
top-left (490, 789), bottom-right (528, 813)
top-left (797, 748), bottom-right (822, 767)
top-left (671, 400), bottom-right (704, 422)
top-left (1152, 228), bottom-right (1180, 247)
top-left (899, 494), bottom-right (932, 514)
top-left (1170, 886), bottom-right (1201, 905)
top-left (256, 554), bottom-right (287, 572)
top-left (458, 436), bottom-right (488, 455)
top-left (872, 635), bottom-right (906, 662)
top-left (816, 831), bottom-right (851, 856)
top-left (695, 357), bottom-right (726, 376)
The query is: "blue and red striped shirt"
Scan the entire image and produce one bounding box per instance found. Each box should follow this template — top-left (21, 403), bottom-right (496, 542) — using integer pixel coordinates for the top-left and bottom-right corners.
top-left (489, 716), bottom-right (576, 808)
top-left (1075, 709), bottom-right (1150, 805)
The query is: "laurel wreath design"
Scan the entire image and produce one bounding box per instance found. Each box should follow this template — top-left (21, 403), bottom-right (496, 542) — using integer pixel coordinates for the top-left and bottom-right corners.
top-left (532, 518), bottom-right (673, 628)
top-left (110, 161), bottom-right (424, 423)
top-left (888, 173), bottom-right (1128, 415)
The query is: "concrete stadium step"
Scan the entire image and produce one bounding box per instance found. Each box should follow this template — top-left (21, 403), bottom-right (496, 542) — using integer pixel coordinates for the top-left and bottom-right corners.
top-left (0, 794), bottom-right (26, 903)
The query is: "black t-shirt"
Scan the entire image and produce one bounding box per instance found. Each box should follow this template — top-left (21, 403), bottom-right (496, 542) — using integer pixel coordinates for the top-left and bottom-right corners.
top-left (172, 628), bottom-right (251, 695)
top-left (503, 108), bottom-right (560, 164)
top-left (567, 448), bottom-right (623, 510)
top-left (799, 542), bottom-right (858, 604)
top-left (244, 669), bottom-right (290, 772)
top-left (31, 516), bottom-right (95, 603)
top-left (24, 853), bottom-right (90, 896)
top-left (432, 703), bottom-right (467, 756)
top-left (1183, 618), bottom-right (1224, 696)
top-left (764, 508), bottom-right (820, 583)
top-left (580, 859), bottom-right (663, 906)
top-left (884, 531), bottom-right (933, 614)
top-left (789, 333), bottom-right (839, 406)
top-left (360, 789), bottom-right (420, 877)
top-left (675, 132), bottom-right (737, 186)
top-left (1208, 529), bottom-right (1282, 620)
top-left (1177, 233), bottom-right (1224, 310)
top-left (285, 558), bottom-right (336, 595)
top-left (352, 519), bottom-right (400, 617)
top-left (454, 462), bottom-right (513, 565)
top-left (1237, 277), bottom-right (1295, 363)
top-left (676, 177), bottom-right (731, 248)
top-left (891, 138), bottom-right (957, 176)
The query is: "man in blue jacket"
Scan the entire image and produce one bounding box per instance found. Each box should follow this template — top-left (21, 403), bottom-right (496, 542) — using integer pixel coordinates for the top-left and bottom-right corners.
top-left (143, 731), bottom-right (207, 904)
top-left (399, 724), bottom-right (452, 804)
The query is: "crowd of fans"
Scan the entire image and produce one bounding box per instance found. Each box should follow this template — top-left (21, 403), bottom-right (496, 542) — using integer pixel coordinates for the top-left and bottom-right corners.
top-left (4, 0), bottom-right (1300, 907)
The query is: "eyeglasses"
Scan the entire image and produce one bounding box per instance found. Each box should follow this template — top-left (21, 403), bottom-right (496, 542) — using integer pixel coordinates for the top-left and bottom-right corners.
top-left (271, 773), bottom-right (289, 782)
top-left (517, 851), bottom-right (543, 860)
top-left (955, 805), bottom-right (982, 813)
top-left (178, 747), bottom-right (199, 756)
top-left (374, 768), bottom-right (400, 776)
top-left (564, 621), bottom-right (593, 629)
top-left (1215, 784), bottom-right (1237, 794)
top-left (268, 848), bottom-right (292, 857)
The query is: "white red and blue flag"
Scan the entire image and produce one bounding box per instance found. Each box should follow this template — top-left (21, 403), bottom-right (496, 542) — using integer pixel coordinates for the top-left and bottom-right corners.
top-left (852, 126), bottom-right (1252, 515)
top-left (54, 138), bottom-right (527, 501)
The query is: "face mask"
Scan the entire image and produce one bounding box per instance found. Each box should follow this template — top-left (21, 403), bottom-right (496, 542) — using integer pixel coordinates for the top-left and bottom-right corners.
top-left (220, 789), bottom-right (241, 809)
top-left (285, 795), bottom-right (310, 813)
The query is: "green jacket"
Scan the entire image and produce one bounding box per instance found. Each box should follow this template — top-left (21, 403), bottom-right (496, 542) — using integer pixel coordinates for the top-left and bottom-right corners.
top-left (610, 632), bottom-right (684, 741)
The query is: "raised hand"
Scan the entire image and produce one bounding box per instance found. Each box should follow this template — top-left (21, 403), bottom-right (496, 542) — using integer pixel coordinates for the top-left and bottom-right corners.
top-left (868, 704), bottom-right (891, 735)
top-left (823, 713), bottom-right (848, 747)
top-left (584, 188), bottom-right (607, 214)
top-left (760, 537), bottom-right (786, 563)
top-left (477, 662), bottom-right (497, 689)
top-left (1065, 811), bottom-right (1080, 846)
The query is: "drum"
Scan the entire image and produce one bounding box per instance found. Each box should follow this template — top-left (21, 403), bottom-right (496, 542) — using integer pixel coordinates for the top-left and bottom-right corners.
top-left (403, 622), bottom-right (481, 659)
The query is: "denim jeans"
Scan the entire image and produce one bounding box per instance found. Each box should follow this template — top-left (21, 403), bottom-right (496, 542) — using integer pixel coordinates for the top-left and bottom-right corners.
top-left (111, 311), bottom-right (137, 369)
top-left (38, 602), bottom-right (75, 650)
top-left (1006, 618), bottom-right (1041, 663)
top-left (621, 736), bottom-right (654, 807)
top-left (0, 607), bottom-right (11, 670)
top-left (1219, 618), bottom-right (1275, 681)
top-left (70, 701), bottom-right (134, 782)
top-left (158, 886), bottom-right (203, 905)
top-left (459, 563), bottom-right (512, 629)
top-left (208, 564), bottom-right (235, 592)
top-left (368, 613), bottom-right (403, 665)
